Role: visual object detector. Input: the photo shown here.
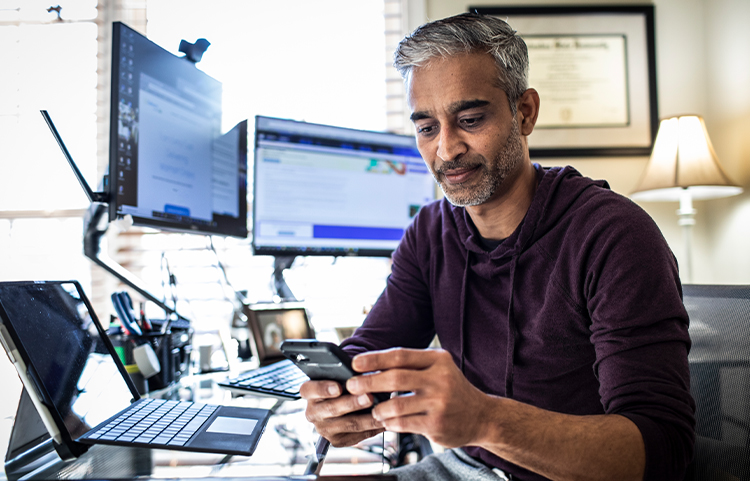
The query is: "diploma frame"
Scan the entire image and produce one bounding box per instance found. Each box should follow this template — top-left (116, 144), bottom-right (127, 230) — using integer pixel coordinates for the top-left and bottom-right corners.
top-left (471, 5), bottom-right (658, 157)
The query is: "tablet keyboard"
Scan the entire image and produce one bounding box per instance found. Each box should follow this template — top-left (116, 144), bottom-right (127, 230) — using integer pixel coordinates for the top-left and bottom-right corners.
top-left (219, 359), bottom-right (309, 400)
top-left (83, 398), bottom-right (217, 447)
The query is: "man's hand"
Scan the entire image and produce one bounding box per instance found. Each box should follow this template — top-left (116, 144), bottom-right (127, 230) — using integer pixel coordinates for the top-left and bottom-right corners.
top-left (346, 348), bottom-right (492, 447)
top-left (346, 348), bottom-right (646, 481)
top-left (298, 379), bottom-right (385, 447)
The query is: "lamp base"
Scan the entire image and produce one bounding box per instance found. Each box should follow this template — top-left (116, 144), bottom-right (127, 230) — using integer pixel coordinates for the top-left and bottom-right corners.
top-left (677, 189), bottom-right (695, 283)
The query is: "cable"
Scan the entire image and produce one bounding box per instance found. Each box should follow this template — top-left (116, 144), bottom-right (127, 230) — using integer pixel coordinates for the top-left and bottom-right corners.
top-left (159, 252), bottom-right (179, 311)
top-left (157, 250), bottom-right (198, 333)
top-left (382, 431), bottom-right (386, 473)
top-left (208, 237), bottom-right (249, 326)
top-left (208, 236), bottom-right (250, 306)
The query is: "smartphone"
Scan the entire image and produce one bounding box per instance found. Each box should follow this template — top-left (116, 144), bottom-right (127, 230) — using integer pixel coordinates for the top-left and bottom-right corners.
top-left (280, 339), bottom-right (390, 406)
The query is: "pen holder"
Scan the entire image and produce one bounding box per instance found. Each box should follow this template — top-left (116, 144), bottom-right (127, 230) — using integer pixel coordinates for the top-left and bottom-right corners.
top-left (108, 325), bottom-right (192, 393)
top-left (143, 329), bottom-right (190, 391)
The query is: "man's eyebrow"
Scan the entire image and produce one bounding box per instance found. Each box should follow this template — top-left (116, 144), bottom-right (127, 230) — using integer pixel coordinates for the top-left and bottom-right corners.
top-left (410, 111), bottom-right (431, 122)
top-left (410, 99), bottom-right (491, 123)
top-left (449, 99), bottom-right (490, 114)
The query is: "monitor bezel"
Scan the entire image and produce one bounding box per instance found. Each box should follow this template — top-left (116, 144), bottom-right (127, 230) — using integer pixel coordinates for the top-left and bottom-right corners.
top-left (108, 22), bottom-right (248, 238)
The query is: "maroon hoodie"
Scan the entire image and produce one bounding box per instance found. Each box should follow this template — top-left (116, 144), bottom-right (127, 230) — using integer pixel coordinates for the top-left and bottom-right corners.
top-left (341, 165), bottom-right (695, 480)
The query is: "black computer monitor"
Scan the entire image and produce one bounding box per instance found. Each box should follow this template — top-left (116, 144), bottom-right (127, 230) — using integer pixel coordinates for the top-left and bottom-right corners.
top-left (109, 22), bottom-right (248, 238)
top-left (252, 116), bottom-right (436, 257)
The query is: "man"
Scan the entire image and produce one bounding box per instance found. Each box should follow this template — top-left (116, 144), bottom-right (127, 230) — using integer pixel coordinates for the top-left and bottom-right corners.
top-left (300, 13), bottom-right (695, 481)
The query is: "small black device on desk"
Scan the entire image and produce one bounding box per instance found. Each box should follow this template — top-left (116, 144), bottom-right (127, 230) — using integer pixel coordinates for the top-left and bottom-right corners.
top-left (0, 280), bottom-right (271, 460)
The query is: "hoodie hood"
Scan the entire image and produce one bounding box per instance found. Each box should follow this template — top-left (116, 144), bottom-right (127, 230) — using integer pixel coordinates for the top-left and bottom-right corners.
top-left (456, 165), bottom-right (610, 262)
top-left (452, 165), bottom-right (611, 397)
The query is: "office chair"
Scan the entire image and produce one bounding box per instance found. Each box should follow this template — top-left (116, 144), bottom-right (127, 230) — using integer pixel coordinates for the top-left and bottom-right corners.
top-left (683, 284), bottom-right (750, 481)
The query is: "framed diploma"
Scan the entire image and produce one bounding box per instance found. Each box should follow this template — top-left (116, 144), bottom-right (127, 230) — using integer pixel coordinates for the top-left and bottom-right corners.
top-left (471, 5), bottom-right (658, 157)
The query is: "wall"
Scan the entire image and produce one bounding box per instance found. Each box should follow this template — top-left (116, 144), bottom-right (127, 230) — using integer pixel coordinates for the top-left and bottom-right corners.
top-left (409, 0), bottom-right (750, 284)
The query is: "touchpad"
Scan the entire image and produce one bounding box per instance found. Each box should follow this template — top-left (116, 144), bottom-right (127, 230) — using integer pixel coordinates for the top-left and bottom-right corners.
top-left (206, 416), bottom-right (258, 436)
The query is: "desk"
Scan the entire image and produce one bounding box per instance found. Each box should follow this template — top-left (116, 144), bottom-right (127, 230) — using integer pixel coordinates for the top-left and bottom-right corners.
top-left (2, 371), bottom-right (396, 481)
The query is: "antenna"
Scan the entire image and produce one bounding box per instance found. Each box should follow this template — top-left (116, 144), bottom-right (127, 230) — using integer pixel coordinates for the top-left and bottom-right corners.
top-left (40, 110), bottom-right (108, 204)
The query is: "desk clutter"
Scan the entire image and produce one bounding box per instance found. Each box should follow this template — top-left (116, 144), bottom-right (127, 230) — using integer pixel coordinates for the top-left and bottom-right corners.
top-left (0, 280), bottom-right (403, 481)
top-left (109, 290), bottom-right (192, 393)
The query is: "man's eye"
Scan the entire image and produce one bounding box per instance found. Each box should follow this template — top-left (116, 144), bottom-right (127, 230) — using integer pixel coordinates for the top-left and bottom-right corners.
top-left (417, 125), bottom-right (435, 135)
top-left (461, 117), bottom-right (482, 127)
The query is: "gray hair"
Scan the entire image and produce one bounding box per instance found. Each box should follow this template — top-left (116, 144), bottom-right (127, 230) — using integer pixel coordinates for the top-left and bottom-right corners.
top-left (394, 13), bottom-right (529, 110)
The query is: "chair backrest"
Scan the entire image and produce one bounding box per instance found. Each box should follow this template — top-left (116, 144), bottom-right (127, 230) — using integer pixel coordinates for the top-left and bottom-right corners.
top-left (683, 284), bottom-right (750, 481)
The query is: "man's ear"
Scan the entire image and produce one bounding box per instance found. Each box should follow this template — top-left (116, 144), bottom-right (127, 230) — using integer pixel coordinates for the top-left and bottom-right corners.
top-left (516, 88), bottom-right (540, 136)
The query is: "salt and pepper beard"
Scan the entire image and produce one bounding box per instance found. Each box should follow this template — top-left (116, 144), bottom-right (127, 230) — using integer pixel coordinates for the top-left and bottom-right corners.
top-left (432, 118), bottom-right (524, 207)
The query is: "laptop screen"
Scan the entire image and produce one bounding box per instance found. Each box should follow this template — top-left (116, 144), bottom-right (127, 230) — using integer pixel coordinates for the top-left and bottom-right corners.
top-left (253, 308), bottom-right (310, 359)
top-left (0, 282), bottom-right (134, 439)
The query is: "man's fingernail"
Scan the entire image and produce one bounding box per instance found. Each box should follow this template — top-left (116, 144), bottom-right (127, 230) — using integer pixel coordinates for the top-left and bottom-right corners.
top-left (347, 378), bottom-right (359, 391)
top-left (353, 355), bottom-right (367, 370)
top-left (328, 384), bottom-right (339, 396)
top-left (358, 394), bottom-right (370, 406)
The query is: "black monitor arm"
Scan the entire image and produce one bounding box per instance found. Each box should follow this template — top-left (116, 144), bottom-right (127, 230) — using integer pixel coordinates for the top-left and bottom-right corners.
top-left (83, 203), bottom-right (189, 322)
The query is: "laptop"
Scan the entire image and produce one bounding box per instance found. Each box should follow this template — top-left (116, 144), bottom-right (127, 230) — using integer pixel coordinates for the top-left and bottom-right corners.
top-left (218, 305), bottom-right (314, 399)
top-left (0, 280), bottom-right (271, 459)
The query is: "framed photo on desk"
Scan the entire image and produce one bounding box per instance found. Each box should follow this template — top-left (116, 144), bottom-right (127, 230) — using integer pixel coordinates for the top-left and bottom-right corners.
top-left (471, 5), bottom-right (658, 157)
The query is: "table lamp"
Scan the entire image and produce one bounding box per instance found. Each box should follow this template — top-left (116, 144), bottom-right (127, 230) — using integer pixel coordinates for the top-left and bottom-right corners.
top-left (631, 115), bottom-right (743, 282)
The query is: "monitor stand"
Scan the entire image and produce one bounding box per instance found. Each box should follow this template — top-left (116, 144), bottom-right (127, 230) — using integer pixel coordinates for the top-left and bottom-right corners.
top-left (272, 255), bottom-right (298, 302)
top-left (4, 389), bottom-right (58, 479)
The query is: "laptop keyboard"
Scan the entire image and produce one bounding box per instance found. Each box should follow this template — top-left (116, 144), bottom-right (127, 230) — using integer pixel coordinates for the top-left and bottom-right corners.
top-left (84, 398), bottom-right (217, 447)
top-left (220, 359), bottom-right (309, 399)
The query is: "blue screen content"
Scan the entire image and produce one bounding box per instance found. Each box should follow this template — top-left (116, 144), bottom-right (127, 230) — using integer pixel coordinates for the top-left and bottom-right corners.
top-left (252, 116), bottom-right (436, 256)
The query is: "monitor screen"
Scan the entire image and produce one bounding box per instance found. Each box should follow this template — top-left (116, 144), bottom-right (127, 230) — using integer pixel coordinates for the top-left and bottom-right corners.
top-left (252, 116), bottom-right (435, 257)
top-left (109, 22), bottom-right (248, 238)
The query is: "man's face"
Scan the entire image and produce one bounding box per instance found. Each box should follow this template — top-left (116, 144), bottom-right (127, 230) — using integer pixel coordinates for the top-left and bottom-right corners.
top-left (406, 53), bottom-right (526, 207)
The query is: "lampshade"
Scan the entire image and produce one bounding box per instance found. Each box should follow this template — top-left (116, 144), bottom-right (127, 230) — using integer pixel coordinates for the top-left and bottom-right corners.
top-left (631, 115), bottom-right (743, 202)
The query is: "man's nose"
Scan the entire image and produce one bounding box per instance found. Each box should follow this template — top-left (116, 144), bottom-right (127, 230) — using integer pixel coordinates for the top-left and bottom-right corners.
top-left (436, 125), bottom-right (467, 162)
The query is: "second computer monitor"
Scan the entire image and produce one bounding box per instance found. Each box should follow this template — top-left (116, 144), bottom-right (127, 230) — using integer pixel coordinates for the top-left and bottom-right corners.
top-left (109, 21), bottom-right (248, 238)
top-left (252, 116), bottom-right (436, 257)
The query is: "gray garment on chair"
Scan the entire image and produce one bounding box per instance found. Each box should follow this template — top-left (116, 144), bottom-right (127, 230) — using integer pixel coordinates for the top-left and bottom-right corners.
top-left (392, 448), bottom-right (510, 481)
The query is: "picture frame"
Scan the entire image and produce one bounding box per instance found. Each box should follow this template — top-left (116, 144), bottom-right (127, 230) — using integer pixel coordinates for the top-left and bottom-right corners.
top-left (471, 5), bottom-right (658, 157)
top-left (244, 305), bottom-right (313, 361)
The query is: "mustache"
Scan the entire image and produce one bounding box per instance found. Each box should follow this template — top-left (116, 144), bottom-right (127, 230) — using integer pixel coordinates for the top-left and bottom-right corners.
top-left (435, 159), bottom-right (482, 176)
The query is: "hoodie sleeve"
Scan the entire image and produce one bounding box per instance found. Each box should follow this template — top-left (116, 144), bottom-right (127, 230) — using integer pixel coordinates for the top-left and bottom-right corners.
top-left (582, 195), bottom-right (695, 481)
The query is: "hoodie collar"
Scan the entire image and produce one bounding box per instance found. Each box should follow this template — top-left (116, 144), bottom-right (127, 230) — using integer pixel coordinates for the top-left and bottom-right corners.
top-left (453, 165), bottom-right (607, 259)
top-left (455, 164), bottom-right (546, 260)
